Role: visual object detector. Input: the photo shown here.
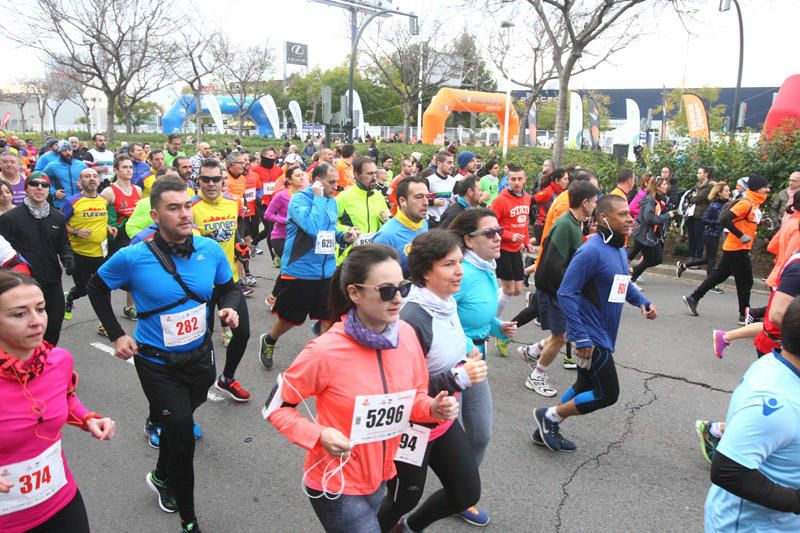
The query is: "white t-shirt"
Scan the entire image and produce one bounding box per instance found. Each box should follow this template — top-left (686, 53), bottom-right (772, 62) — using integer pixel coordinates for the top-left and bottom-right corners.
top-left (88, 148), bottom-right (116, 181)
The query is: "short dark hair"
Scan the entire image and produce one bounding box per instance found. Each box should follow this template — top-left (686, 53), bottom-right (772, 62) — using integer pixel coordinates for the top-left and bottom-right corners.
top-left (701, 166), bottom-right (715, 180)
top-left (568, 181), bottom-right (601, 208)
top-left (0, 270), bottom-right (39, 297)
top-left (506, 163), bottom-right (524, 173)
top-left (200, 159), bottom-right (221, 171)
top-left (617, 168), bottom-right (635, 184)
top-left (571, 169), bottom-right (597, 184)
top-left (329, 244), bottom-right (400, 322)
top-left (454, 174), bottom-right (479, 196)
top-left (448, 207), bottom-right (497, 249)
top-left (596, 193), bottom-right (627, 218)
top-left (113, 154), bottom-right (132, 169)
top-left (151, 176), bottom-right (188, 210)
top-left (353, 156), bottom-right (375, 176)
top-left (149, 149), bottom-right (164, 159)
top-left (172, 156), bottom-right (190, 169)
top-left (434, 150), bottom-right (452, 165)
top-left (92, 133), bottom-right (106, 141)
top-left (782, 296), bottom-right (800, 355)
top-left (312, 162), bottom-right (333, 181)
top-left (340, 144), bottom-right (355, 158)
top-left (407, 229), bottom-right (462, 287)
top-left (168, 133), bottom-right (182, 143)
top-left (396, 176), bottom-right (429, 202)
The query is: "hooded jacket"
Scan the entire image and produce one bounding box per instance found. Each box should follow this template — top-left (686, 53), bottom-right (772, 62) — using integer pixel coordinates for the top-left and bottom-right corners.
top-left (721, 189), bottom-right (768, 252)
top-left (43, 156), bottom-right (88, 210)
top-left (283, 186), bottom-right (342, 280)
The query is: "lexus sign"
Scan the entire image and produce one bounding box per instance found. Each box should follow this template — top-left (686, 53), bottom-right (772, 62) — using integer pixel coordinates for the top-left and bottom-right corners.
top-left (286, 42), bottom-right (308, 66)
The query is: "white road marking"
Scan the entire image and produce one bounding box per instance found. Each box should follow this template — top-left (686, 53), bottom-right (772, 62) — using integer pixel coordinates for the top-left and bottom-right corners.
top-left (90, 342), bottom-right (225, 402)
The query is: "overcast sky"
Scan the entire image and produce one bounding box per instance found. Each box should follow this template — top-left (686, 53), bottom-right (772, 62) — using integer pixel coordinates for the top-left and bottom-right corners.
top-left (1, 0), bottom-right (797, 98)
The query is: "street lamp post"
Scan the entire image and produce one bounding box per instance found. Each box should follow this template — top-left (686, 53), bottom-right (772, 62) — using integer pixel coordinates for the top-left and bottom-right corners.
top-left (500, 20), bottom-right (514, 159)
top-left (719, 0), bottom-right (744, 133)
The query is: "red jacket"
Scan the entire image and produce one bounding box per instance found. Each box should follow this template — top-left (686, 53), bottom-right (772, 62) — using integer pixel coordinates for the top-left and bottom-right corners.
top-left (531, 182), bottom-right (563, 224)
top-left (251, 164), bottom-right (283, 206)
top-left (492, 188), bottom-right (531, 253)
top-left (269, 319), bottom-right (436, 495)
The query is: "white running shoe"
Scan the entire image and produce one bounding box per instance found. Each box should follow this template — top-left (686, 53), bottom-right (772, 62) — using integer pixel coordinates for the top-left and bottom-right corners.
top-left (525, 372), bottom-right (558, 397)
top-left (517, 340), bottom-right (546, 369)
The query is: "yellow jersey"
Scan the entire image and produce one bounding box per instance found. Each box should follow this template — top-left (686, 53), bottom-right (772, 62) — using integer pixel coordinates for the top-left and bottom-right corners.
top-left (191, 193), bottom-right (239, 282)
top-left (63, 193), bottom-right (108, 257)
top-left (142, 174), bottom-right (195, 198)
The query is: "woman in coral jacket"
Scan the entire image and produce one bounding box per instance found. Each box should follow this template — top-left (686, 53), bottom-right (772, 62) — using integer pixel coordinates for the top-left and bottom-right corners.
top-left (268, 244), bottom-right (458, 533)
top-left (0, 272), bottom-right (115, 533)
top-left (530, 168), bottom-right (568, 245)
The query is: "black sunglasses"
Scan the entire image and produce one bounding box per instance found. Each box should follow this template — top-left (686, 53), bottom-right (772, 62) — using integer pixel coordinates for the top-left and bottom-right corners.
top-left (469, 227), bottom-right (504, 239)
top-left (27, 181), bottom-right (49, 188)
top-left (354, 280), bottom-right (413, 302)
top-left (199, 176), bottom-right (223, 183)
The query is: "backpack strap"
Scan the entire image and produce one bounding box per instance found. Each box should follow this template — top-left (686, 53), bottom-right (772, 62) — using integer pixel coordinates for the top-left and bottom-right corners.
top-left (137, 240), bottom-right (207, 320)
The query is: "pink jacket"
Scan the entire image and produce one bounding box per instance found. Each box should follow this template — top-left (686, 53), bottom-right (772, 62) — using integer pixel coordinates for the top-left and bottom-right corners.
top-left (0, 348), bottom-right (90, 533)
top-left (269, 319), bottom-right (436, 495)
top-left (629, 189), bottom-right (648, 220)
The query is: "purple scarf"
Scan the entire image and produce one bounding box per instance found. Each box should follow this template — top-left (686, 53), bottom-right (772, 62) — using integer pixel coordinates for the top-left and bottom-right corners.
top-left (344, 308), bottom-right (398, 350)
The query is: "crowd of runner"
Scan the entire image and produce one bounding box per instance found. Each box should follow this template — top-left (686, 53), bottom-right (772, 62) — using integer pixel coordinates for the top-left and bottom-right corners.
top-left (0, 129), bottom-right (799, 532)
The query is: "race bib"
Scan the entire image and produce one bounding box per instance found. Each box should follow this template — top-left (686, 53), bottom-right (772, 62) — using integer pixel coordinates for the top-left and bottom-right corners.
top-left (245, 188), bottom-right (257, 202)
top-left (262, 182), bottom-right (276, 196)
top-left (350, 389), bottom-right (415, 445)
top-left (160, 303), bottom-right (207, 348)
top-left (315, 231), bottom-right (336, 255)
top-left (353, 232), bottom-right (375, 247)
top-left (608, 274), bottom-right (631, 303)
top-left (753, 208), bottom-right (762, 224)
top-left (394, 424), bottom-right (431, 466)
top-left (0, 440), bottom-right (68, 515)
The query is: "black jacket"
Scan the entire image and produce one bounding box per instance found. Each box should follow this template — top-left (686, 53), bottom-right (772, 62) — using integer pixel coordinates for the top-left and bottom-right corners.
top-left (438, 199), bottom-right (468, 229)
top-left (0, 204), bottom-right (74, 283)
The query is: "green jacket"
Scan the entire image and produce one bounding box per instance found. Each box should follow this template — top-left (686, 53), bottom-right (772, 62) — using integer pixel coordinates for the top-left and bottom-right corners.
top-left (534, 210), bottom-right (583, 296)
top-left (336, 183), bottom-right (388, 262)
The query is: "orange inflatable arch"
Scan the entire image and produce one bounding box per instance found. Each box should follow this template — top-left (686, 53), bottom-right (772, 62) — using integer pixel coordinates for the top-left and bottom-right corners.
top-left (422, 88), bottom-right (520, 146)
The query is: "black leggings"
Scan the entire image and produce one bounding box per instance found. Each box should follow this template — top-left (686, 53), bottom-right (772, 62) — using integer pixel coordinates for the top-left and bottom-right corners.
top-left (691, 249), bottom-right (753, 315)
top-left (40, 281), bottom-right (65, 345)
top-left (685, 235), bottom-right (721, 275)
top-left (209, 289), bottom-right (251, 380)
top-left (67, 254), bottom-right (105, 304)
top-left (511, 290), bottom-right (539, 327)
top-left (270, 238), bottom-right (286, 296)
top-left (630, 243), bottom-right (663, 282)
top-left (378, 422), bottom-right (480, 532)
top-left (29, 489), bottom-right (90, 532)
top-left (562, 347), bottom-right (620, 415)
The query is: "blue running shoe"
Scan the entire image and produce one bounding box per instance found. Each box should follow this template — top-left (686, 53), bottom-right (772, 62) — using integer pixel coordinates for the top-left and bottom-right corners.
top-left (193, 422), bottom-right (202, 440)
top-left (144, 418), bottom-right (161, 449)
top-left (455, 505), bottom-right (490, 527)
top-left (533, 407), bottom-right (576, 452)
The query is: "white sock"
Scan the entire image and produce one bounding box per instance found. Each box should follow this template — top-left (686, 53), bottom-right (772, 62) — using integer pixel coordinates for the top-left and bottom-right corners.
top-left (497, 290), bottom-right (512, 317)
top-left (546, 406), bottom-right (563, 423)
top-left (709, 422), bottom-right (723, 439)
top-left (532, 361), bottom-right (548, 378)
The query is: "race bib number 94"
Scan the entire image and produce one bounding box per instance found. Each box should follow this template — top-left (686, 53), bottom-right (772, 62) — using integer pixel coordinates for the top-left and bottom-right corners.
top-left (350, 389), bottom-right (415, 445)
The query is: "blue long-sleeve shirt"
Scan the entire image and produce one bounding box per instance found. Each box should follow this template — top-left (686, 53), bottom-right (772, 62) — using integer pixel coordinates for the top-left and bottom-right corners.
top-left (557, 235), bottom-right (650, 351)
top-left (454, 253), bottom-right (507, 357)
top-left (282, 187), bottom-right (343, 280)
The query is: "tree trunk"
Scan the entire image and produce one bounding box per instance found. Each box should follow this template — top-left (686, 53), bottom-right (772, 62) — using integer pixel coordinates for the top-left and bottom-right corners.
top-left (105, 93), bottom-right (116, 145)
top-left (238, 110), bottom-right (244, 137)
top-left (552, 55), bottom-right (579, 167)
top-left (17, 105), bottom-right (27, 132)
top-left (194, 92), bottom-right (203, 142)
top-left (40, 113), bottom-right (46, 135)
top-left (402, 101), bottom-right (411, 144)
top-left (83, 111), bottom-right (92, 137)
top-left (50, 111), bottom-right (57, 134)
top-left (518, 97), bottom-right (534, 147)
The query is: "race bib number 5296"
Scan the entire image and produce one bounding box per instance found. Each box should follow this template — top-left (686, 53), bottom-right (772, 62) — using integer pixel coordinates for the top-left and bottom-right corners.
top-left (350, 389), bottom-right (414, 445)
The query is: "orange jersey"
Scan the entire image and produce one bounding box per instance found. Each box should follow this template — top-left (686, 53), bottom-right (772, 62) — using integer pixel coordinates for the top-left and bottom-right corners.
top-left (535, 190), bottom-right (570, 268)
top-left (225, 173), bottom-right (247, 215)
top-left (242, 170), bottom-right (262, 216)
top-left (336, 159), bottom-right (354, 192)
top-left (722, 191), bottom-right (767, 252)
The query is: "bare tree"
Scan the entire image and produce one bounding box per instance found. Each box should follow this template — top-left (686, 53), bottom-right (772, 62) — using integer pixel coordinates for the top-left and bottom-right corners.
top-left (2, 0), bottom-right (172, 144)
top-left (0, 86), bottom-right (31, 132)
top-left (171, 28), bottom-right (222, 142)
top-left (63, 74), bottom-right (95, 136)
top-left (26, 78), bottom-right (51, 134)
top-left (361, 20), bottom-right (460, 141)
top-left (216, 40), bottom-right (276, 136)
top-left (47, 71), bottom-right (79, 133)
top-left (118, 49), bottom-right (176, 133)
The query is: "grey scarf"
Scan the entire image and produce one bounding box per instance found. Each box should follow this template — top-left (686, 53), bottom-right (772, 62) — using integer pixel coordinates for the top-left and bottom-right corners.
top-left (24, 197), bottom-right (50, 219)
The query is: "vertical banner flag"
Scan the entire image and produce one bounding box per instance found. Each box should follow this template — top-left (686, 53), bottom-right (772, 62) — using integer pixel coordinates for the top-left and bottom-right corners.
top-left (258, 95), bottom-right (282, 138)
top-left (567, 92), bottom-right (583, 149)
top-left (200, 94), bottom-right (225, 133)
top-left (661, 88), bottom-right (668, 141)
top-left (587, 96), bottom-right (600, 149)
top-left (528, 103), bottom-right (537, 146)
top-left (682, 93), bottom-right (710, 140)
top-left (625, 98), bottom-right (641, 162)
top-left (288, 100), bottom-right (304, 138)
top-left (1, 112), bottom-right (10, 130)
top-left (352, 90), bottom-right (366, 140)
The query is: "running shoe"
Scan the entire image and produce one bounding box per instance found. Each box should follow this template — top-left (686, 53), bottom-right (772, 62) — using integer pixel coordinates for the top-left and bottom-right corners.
top-left (533, 318), bottom-right (541, 327)
top-left (245, 275), bottom-right (258, 287)
top-left (193, 422), bottom-right (202, 440)
top-left (64, 291), bottom-right (73, 320)
top-left (144, 418), bottom-right (161, 449)
top-left (240, 283), bottom-right (254, 297)
top-left (272, 256), bottom-right (281, 269)
top-left (631, 281), bottom-right (644, 292)
top-left (744, 306), bottom-right (755, 325)
top-left (525, 372), bottom-right (558, 397)
top-left (709, 286), bottom-right (724, 295)
top-left (253, 245), bottom-right (264, 255)
top-left (146, 471), bottom-right (176, 513)
top-left (531, 428), bottom-right (576, 453)
top-left (562, 355), bottom-right (577, 369)
top-left (259, 334), bottom-right (274, 369)
top-left (495, 338), bottom-right (510, 357)
top-left (517, 340), bottom-right (545, 368)
top-left (533, 407), bottom-right (576, 452)
top-left (683, 295), bottom-right (699, 316)
top-left (215, 377), bottom-right (251, 402)
top-left (97, 324), bottom-right (108, 337)
top-left (712, 330), bottom-right (729, 359)
top-left (182, 520), bottom-right (202, 532)
top-left (737, 314), bottom-right (746, 326)
top-left (695, 420), bottom-right (720, 465)
top-left (123, 306), bottom-right (138, 320)
top-left (675, 261), bottom-right (687, 278)
top-left (265, 294), bottom-right (276, 310)
top-left (221, 327), bottom-right (232, 348)
top-left (455, 505), bottom-right (490, 527)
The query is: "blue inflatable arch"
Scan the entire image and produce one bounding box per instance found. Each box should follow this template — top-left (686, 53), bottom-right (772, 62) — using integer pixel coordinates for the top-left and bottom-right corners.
top-left (161, 95), bottom-right (276, 137)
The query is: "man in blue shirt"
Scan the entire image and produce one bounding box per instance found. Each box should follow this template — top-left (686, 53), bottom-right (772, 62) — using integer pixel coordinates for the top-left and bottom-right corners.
top-left (87, 176), bottom-right (241, 533)
top-left (43, 140), bottom-right (88, 210)
top-left (373, 175), bottom-right (429, 276)
top-left (533, 194), bottom-right (658, 452)
top-left (704, 296), bottom-right (800, 532)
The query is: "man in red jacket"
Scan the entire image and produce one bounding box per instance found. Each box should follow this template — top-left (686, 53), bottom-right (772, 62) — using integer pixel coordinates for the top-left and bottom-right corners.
top-left (491, 163), bottom-right (532, 355)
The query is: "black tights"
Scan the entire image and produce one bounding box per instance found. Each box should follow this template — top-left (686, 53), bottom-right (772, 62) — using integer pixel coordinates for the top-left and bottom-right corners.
top-left (378, 422), bottom-right (480, 532)
top-left (562, 346), bottom-right (620, 415)
top-left (511, 290), bottom-right (539, 327)
top-left (209, 292), bottom-right (251, 380)
top-left (685, 235), bottom-right (720, 275)
top-left (631, 244), bottom-right (663, 282)
top-left (156, 416), bottom-right (197, 522)
top-left (29, 490), bottom-right (90, 532)
top-left (67, 254), bottom-right (105, 304)
top-left (691, 249), bottom-right (753, 315)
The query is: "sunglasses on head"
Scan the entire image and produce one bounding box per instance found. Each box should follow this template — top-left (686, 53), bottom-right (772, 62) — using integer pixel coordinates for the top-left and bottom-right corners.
top-left (354, 280), bottom-right (413, 301)
top-left (199, 175), bottom-right (223, 183)
top-left (27, 181), bottom-right (49, 188)
top-left (469, 227), bottom-right (504, 239)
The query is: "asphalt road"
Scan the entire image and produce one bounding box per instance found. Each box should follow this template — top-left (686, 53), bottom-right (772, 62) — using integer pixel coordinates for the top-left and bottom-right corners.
top-left (57, 253), bottom-right (766, 532)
